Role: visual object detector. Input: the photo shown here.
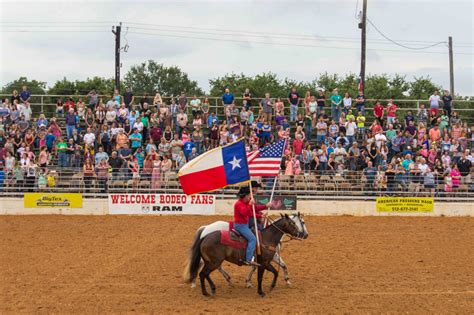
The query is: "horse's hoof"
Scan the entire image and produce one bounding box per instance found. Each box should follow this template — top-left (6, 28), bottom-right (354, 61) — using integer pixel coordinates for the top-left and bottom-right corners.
top-left (270, 285), bottom-right (275, 292)
top-left (202, 292), bottom-right (210, 297)
top-left (191, 283), bottom-right (196, 289)
top-left (227, 281), bottom-right (234, 287)
top-left (259, 292), bottom-right (266, 298)
top-left (245, 282), bottom-right (253, 288)
top-left (285, 280), bottom-right (292, 286)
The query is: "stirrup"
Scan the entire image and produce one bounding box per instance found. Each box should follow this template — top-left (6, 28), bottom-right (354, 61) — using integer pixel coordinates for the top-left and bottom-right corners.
top-left (242, 260), bottom-right (260, 267)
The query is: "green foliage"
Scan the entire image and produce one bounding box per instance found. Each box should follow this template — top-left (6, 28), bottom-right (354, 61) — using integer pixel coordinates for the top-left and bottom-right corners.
top-left (124, 60), bottom-right (203, 96)
top-left (1, 77), bottom-right (47, 95)
top-left (409, 76), bottom-right (442, 100)
top-left (208, 72), bottom-right (444, 101)
top-left (47, 77), bottom-right (119, 96)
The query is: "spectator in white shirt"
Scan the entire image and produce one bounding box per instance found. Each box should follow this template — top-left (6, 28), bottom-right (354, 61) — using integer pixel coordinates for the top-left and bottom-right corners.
top-left (428, 90), bottom-right (441, 115)
top-left (84, 128), bottom-right (96, 147)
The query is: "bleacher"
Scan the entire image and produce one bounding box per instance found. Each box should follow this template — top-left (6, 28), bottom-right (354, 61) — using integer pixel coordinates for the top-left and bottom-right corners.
top-left (1, 94), bottom-right (473, 200)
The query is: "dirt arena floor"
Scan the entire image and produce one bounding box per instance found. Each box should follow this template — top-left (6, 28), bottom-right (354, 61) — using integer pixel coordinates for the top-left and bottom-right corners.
top-left (1, 215), bottom-right (473, 313)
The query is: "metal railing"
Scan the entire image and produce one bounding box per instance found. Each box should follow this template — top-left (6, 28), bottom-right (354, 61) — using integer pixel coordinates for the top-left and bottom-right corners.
top-left (1, 168), bottom-right (472, 201)
top-left (1, 94), bottom-right (473, 123)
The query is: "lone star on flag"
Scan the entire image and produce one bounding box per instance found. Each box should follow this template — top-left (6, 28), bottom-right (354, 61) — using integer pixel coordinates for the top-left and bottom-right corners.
top-left (228, 156), bottom-right (242, 170)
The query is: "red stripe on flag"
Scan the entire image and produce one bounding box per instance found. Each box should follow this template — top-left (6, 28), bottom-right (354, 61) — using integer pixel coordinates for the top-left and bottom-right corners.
top-left (179, 165), bottom-right (227, 195)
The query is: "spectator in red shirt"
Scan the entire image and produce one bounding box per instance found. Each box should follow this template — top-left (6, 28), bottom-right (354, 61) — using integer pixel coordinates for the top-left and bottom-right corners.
top-left (64, 97), bottom-right (75, 111)
top-left (373, 101), bottom-right (384, 124)
top-left (293, 134), bottom-right (304, 157)
top-left (386, 99), bottom-right (397, 125)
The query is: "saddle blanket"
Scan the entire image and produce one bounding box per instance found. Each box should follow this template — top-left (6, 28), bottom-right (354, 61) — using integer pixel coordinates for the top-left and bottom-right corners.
top-left (220, 224), bottom-right (262, 250)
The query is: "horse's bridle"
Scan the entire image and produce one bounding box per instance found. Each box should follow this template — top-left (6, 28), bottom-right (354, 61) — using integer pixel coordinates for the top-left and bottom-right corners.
top-left (264, 214), bottom-right (304, 241)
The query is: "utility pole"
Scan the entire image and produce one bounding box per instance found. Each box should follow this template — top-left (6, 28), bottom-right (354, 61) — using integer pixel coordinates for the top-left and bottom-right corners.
top-left (112, 23), bottom-right (122, 92)
top-left (359, 0), bottom-right (367, 94)
top-left (448, 36), bottom-right (454, 96)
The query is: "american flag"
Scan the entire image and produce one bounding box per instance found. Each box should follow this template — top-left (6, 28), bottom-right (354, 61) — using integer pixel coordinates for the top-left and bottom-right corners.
top-left (358, 76), bottom-right (364, 94)
top-left (247, 139), bottom-right (286, 177)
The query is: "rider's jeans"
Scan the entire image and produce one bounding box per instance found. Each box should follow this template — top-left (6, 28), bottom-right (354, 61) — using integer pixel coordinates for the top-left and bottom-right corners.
top-left (233, 223), bottom-right (256, 262)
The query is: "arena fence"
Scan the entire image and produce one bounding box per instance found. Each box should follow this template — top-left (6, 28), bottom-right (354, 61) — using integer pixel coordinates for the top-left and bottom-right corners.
top-left (2, 167), bottom-right (472, 201)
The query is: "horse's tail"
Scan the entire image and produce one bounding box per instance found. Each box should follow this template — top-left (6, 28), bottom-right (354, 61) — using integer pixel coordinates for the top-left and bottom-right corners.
top-left (183, 226), bottom-right (205, 283)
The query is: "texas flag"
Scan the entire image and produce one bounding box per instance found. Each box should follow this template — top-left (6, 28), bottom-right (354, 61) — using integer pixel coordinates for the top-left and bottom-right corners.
top-left (178, 139), bottom-right (250, 195)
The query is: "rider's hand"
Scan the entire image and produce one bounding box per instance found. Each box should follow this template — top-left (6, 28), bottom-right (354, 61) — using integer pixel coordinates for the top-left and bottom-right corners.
top-left (265, 202), bottom-right (273, 209)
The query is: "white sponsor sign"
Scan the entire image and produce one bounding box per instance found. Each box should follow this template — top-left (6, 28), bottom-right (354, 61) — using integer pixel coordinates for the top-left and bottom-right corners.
top-left (108, 194), bottom-right (216, 215)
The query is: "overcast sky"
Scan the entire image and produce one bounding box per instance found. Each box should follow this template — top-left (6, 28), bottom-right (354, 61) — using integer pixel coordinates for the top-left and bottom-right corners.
top-left (1, 0), bottom-right (473, 95)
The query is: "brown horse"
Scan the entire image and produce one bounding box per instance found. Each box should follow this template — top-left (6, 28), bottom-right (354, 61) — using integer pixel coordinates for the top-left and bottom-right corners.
top-left (183, 214), bottom-right (300, 297)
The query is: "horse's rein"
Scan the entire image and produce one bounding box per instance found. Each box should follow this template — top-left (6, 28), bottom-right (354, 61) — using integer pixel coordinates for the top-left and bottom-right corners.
top-left (263, 214), bottom-right (303, 241)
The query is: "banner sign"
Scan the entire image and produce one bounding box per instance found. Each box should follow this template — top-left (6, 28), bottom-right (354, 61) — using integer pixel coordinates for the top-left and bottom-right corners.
top-left (376, 197), bottom-right (434, 213)
top-left (24, 193), bottom-right (83, 208)
top-left (108, 194), bottom-right (216, 215)
top-left (256, 195), bottom-right (297, 210)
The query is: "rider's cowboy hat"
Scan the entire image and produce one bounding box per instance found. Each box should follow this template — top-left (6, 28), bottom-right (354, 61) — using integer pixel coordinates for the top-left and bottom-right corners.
top-left (237, 187), bottom-right (251, 198)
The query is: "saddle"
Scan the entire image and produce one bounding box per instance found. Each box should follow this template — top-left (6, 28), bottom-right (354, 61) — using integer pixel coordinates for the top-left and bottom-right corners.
top-left (220, 221), bottom-right (262, 250)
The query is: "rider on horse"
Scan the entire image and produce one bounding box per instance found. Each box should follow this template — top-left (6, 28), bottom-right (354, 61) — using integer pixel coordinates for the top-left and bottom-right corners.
top-left (234, 186), bottom-right (272, 266)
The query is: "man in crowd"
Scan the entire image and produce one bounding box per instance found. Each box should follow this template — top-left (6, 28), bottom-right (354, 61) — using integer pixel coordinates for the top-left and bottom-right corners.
top-left (429, 90), bottom-right (441, 116)
top-left (457, 152), bottom-right (472, 184)
top-left (287, 87), bottom-right (300, 122)
top-left (123, 87), bottom-right (134, 107)
top-left (442, 90), bottom-right (453, 117)
top-left (260, 93), bottom-right (274, 123)
top-left (20, 85), bottom-right (31, 103)
top-left (330, 88), bottom-right (342, 122)
top-left (222, 88), bottom-right (234, 108)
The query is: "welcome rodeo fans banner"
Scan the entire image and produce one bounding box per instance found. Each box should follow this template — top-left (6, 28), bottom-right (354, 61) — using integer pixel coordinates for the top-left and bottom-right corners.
top-left (108, 194), bottom-right (216, 215)
top-left (376, 197), bottom-right (434, 213)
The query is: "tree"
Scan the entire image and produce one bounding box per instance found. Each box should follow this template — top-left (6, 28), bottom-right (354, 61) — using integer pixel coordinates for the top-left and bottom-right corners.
top-left (124, 60), bottom-right (203, 96)
top-left (409, 76), bottom-right (442, 100)
top-left (47, 77), bottom-right (119, 96)
top-left (1, 77), bottom-right (47, 95)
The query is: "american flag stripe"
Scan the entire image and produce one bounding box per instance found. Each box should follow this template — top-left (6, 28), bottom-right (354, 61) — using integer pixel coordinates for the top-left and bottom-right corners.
top-left (247, 139), bottom-right (286, 177)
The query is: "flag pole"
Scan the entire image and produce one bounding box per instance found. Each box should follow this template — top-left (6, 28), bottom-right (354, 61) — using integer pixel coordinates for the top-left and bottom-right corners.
top-left (249, 181), bottom-right (261, 255)
top-left (269, 138), bottom-right (287, 203)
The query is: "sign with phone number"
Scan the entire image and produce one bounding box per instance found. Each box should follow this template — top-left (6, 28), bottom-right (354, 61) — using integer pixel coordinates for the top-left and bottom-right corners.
top-left (376, 197), bottom-right (434, 213)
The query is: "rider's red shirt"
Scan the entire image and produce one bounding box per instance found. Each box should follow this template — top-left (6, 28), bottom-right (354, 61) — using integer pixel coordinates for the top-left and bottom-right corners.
top-left (234, 199), bottom-right (266, 224)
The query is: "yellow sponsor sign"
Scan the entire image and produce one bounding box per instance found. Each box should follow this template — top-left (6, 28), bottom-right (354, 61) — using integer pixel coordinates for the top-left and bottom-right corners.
top-left (24, 193), bottom-right (83, 208)
top-left (376, 197), bottom-right (434, 213)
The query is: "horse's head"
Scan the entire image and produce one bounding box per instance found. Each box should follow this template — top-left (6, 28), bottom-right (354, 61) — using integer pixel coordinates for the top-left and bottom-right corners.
top-left (279, 213), bottom-right (301, 238)
top-left (290, 212), bottom-right (309, 239)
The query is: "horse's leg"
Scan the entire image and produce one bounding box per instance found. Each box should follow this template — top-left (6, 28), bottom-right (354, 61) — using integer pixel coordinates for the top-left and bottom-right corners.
top-left (191, 260), bottom-right (203, 288)
top-left (199, 264), bottom-right (211, 296)
top-left (245, 265), bottom-right (257, 288)
top-left (265, 263), bottom-right (279, 292)
top-left (218, 266), bottom-right (233, 286)
top-left (273, 253), bottom-right (291, 286)
top-left (206, 273), bottom-right (216, 295)
top-left (257, 265), bottom-right (266, 297)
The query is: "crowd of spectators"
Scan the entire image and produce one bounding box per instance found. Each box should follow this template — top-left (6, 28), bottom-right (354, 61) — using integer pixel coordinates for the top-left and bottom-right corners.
top-left (0, 84), bottom-right (473, 195)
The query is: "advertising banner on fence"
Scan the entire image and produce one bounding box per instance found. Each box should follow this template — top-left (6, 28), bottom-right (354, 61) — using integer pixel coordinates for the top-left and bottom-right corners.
top-left (376, 197), bottom-right (434, 213)
top-left (108, 194), bottom-right (216, 215)
top-left (24, 193), bottom-right (83, 208)
top-left (256, 195), bottom-right (297, 210)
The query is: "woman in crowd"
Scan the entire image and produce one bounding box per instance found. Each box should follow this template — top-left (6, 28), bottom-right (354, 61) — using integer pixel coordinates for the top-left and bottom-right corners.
top-left (83, 158), bottom-right (95, 193)
top-left (151, 157), bottom-right (162, 190)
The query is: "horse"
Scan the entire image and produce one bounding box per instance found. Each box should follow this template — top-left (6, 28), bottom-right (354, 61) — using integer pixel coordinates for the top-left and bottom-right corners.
top-left (183, 214), bottom-right (301, 297)
top-left (190, 212), bottom-right (309, 288)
